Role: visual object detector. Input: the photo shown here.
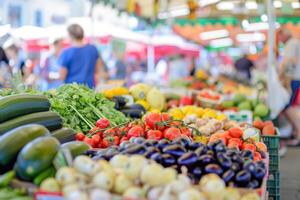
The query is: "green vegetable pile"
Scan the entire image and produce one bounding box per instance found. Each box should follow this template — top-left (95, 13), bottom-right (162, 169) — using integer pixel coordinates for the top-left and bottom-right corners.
top-left (47, 84), bottom-right (128, 133)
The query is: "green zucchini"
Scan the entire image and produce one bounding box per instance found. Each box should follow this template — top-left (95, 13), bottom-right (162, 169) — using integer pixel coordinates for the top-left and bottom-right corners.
top-left (15, 136), bottom-right (60, 181)
top-left (0, 94), bottom-right (50, 123)
top-left (0, 124), bottom-right (50, 166)
top-left (0, 111), bottom-right (63, 135)
top-left (61, 141), bottom-right (91, 157)
top-left (51, 128), bottom-right (76, 143)
top-left (33, 166), bottom-right (55, 186)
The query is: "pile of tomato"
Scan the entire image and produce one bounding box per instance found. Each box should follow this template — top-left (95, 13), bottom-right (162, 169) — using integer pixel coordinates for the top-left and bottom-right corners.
top-left (75, 113), bottom-right (193, 148)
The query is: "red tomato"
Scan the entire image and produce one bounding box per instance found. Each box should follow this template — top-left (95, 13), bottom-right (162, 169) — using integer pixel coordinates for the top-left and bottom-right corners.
top-left (103, 129), bottom-right (116, 137)
top-left (228, 127), bottom-right (243, 138)
top-left (119, 126), bottom-right (130, 137)
top-left (144, 113), bottom-right (161, 129)
top-left (180, 96), bottom-right (193, 106)
top-left (92, 134), bottom-right (101, 144)
top-left (254, 151), bottom-right (262, 161)
top-left (161, 113), bottom-right (171, 122)
top-left (180, 127), bottom-right (192, 137)
top-left (84, 137), bottom-right (93, 146)
top-left (147, 130), bottom-right (163, 140)
top-left (255, 142), bottom-right (268, 152)
top-left (102, 136), bottom-right (120, 147)
top-left (242, 143), bottom-right (257, 153)
top-left (228, 138), bottom-right (243, 148)
top-left (120, 136), bottom-right (129, 143)
top-left (164, 127), bottom-right (181, 140)
top-left (96, 118), bottom-right (110, 129)
top-left (227, 142), bottom-right (240, 149)
top-left (76, 132), bottom-right (85, 141)
top-left (127, 126), bottom-right (144, 138)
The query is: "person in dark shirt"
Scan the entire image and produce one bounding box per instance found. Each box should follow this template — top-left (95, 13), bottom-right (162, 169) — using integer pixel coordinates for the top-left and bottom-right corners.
top-left (0, 47), bottom-right (9, 65)
top-left (234, 54), bottom-right (254, 80)
top-left (59, 24), bottom-right (103, 88)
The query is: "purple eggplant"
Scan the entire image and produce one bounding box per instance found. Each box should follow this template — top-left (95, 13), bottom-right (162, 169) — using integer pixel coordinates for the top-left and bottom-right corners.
top-left (157, 139), bottom-right (171, 150)
top-left (241, 150), bottom-right (254, 160)
top-left (191, 166), bottom-right (203, 178)
top-left (226, 149), bottom-right (238, 157)
top-left (161, 154), bottom-right (177, 167)
top-left (150, 152), bottom-right (163, 163)
top-left (217, 155), bottom-right (232, 170)
top-left (222, 170), bottom-right (235, 184)
top-left (144, 147), bottom-right (160, 158)
top-left (122, 144), bottom-right (146, 155)
top-left (162, 144), bottom-right (186, 158)
top-left (206, 150), bottom-right (215, 156)
top-left (132, 137), bottom-right (146, 144)
top-left (243, 161), bottom-right (256, 175)
top-left (188, 142), bottom-right (203, 151)
top-left (230, 162), bottom-right (241, 172)
top-left (249, 179), bottom-right (260, 189)
top-left (198, 155), bottom-right (215, 166)
top-left (173, 137), bottom-right (192, 149)
top-left (259, 151), bottom-right (267, 159)
top-left (143, 139), bottom-right (158, 147)
top-left (253, 167), bottom-right (266, 181)
top-left (235, 170), bottom-right (251, 186)
top-left (204, 164), bottom-right (223, 176)
top-left (195, 146), bottom-right (208, 156)
top-left (214, 143), bottom-right (226, 153)
top-left (231, 155), bottom-right (244, 165)
top-left (178, 152), bottom-right (198, 167)
top-left (119, 141), bottom-right (131, 149)
top-left (255, 160), bottom-right (266, 169)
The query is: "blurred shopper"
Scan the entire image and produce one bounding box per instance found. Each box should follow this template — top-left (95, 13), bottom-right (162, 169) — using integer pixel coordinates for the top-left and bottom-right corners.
top-left (234, 54), bottom-right (254, 81)
top-left (0, 46), bottom-right (11, 88)
top-left (59, 24), bottom-right (102, 88)
top-left (168, 55), bottom-right (189, 80)
top-left (40, 38), bottom-right (64, 90)
top-left (4, 44), bottom-right (25, 75)
top-left (114, 57), bottom-right (127, 80)
top-left (278, 29), bottom-right (300, 146)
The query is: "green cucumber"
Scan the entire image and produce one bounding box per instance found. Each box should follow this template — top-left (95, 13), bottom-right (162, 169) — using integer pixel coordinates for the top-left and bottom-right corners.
top-left (0, 124), bottom-right (50, 166)
top-left (0, 94), bottom-right (50, 123)
top-left (15, 136), bottom-right (60, 181)
top-left (0, 111), bottom-right (63, 135)
top-left (51, 128), bottom-right (76, 143)
top-left (33, 166), bottom-right (55, 186)
top-left (61, 141), bottom-right (91, 157)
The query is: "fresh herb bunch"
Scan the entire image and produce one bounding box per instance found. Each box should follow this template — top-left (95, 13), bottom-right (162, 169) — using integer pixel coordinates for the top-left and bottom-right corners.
top-left (46, 84), bottom-right (128, 133)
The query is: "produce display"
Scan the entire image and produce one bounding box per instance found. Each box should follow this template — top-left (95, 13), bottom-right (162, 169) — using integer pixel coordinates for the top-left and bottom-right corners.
top-left (89, 138), bottom-right (267, 188)
top-left (0, 79), bottom-right (275, 200)
top-left (39, 155), bottom-right (261, 200)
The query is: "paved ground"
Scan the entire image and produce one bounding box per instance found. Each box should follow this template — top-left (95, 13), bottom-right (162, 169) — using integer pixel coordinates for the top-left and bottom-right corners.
top-left (280, 148), bottom-right (300, 200)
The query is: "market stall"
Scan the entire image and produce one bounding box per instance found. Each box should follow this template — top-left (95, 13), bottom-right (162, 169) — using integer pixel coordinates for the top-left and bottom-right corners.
top-left (0, 79), bottom-right (279, 200)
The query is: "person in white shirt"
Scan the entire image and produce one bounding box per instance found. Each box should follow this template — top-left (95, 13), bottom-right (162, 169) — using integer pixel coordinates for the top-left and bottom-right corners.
top-left (278, 29), bottom-right (300, 146)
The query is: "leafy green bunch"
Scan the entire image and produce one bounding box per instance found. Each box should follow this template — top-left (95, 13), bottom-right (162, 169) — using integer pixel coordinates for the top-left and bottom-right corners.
top-left (46, 84), bottom-right (128, 133)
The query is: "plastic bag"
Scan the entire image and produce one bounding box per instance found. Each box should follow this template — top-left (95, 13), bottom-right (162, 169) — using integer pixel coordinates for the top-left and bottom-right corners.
top-left (267, 65), bottom-right (290, 119)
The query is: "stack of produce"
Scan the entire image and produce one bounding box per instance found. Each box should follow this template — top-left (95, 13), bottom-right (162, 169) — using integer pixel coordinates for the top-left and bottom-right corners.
top-left (104, 83), bottom-right (166, 114)
top-left (0, 124), bottom-right (90, 184)
top-left (47, 84), bottom-right (128, 133)
top-left (0, 94), bottom-right (63, 135)
top-left (90, 138), bottom-right (267, 189)
top-left (221, 94), bottom-right (269, 120)
top-left (76, 113), bottom-right (195, 148)
top-left (168, 106), bottom-right (226, 121)
top-left (40, 155), bottom-right (261, 200)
